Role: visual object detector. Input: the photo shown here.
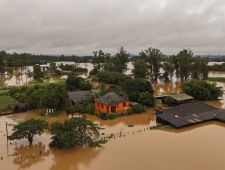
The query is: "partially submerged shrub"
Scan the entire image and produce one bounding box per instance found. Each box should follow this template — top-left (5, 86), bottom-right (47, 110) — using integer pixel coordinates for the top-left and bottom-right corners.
top-left (127, 104), bottom-right (145, 115)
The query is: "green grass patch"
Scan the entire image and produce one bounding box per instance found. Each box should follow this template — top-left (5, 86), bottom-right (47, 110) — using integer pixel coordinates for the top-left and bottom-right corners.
top-left (208, 77), bottom-right (225, 82)
top-left (0, 95), bottom-right (19, 111)
top-left (0, 89), bottom-right (10, 96)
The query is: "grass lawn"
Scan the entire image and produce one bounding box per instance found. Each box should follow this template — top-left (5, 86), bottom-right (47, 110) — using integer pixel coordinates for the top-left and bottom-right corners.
top-left (0, 89), bottom-right (10, 96)
top-left (0, 95), bottom-right (19, 111)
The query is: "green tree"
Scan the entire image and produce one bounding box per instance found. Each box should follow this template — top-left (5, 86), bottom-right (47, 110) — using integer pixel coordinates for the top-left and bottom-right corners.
top-left (122, 78), bottom-right (154, 102)
top-left (103, 53), bottom-right (114, 72)
top-left (9, 119), bottom-right (48, 144)
top-left (92, 50), bottom-right (106, 73)
top-left (140, 47), bottom-right (163, 81)
top-left (181, 80), bottom-right (223, 100)
top-left (49, 117), bottom-right (101, 148)
top-left (171, 55), bottom-right (180, 78)
top-left (132, 59), bottom-right (148, 78)
top-left (127, 104), bottom-right (145, 115)
top-left (33, 64), bottom-right (44, 80)
top-left (0, 52), bottom-right (6, 73)
top-left (96, 71), bottom-right (131, 85)
top-left (25, 86), bottom-right (46, 109)
top-left (162, 61), bottom-right (174, 82)
top-left (191, 56), bottom-right (208, 80)
top-left (176, 49), bottom-right (193, 81)
top-left (66, 75), bottom-right (92, 91)
top-left (138, 92), bottom-right (155, 106)
top-left (66, 101), bottom-right (76, 117)
top-left (112, 47), bottom-right (129, 73)
top-left (50, 62), bottom-right (57, 73)
top-left (42, 84), bottom-right (68, 111)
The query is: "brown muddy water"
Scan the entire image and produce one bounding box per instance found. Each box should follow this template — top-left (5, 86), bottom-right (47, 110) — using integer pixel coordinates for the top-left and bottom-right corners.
top-left (0, 61), bottom-right (223, 87)
top-left (1, 81), bottom-right (225, 170)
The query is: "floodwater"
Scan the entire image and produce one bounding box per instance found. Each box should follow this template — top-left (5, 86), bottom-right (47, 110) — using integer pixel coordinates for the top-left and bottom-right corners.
top-left (1, 79), bottom-right (225, 169)
top-left (0, 61), bottom-right (223, 87)
top-left (0, 67), bottom-right (33, 87)
top-left (0, 62), bottom-right (93, 87)
top-left (1, 62), bottom-right (225, 170)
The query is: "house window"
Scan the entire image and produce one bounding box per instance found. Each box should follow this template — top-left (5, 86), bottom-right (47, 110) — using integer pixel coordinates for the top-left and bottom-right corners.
top-left (101, 104), bottom-right (104, 109)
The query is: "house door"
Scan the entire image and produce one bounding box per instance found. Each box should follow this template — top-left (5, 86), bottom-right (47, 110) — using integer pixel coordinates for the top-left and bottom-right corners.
top-left (111, 106), bottom-right (116, 113)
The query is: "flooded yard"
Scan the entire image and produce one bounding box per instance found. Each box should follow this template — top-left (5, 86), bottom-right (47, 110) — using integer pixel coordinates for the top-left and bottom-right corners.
top-left (1, 63), bottom-right (225, 170)
top-left (0, 81), bottom-right (225, 170)
top-left (1, 111), bottom-right (225, 170)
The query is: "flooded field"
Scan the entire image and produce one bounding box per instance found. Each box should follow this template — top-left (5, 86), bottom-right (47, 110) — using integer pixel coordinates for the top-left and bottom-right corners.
top-left (1, 79), bottom-right (225, 170)
top-left (0, 61), bottom-right (223, 87)
top-left (1, 62), bottom-right (225, 170)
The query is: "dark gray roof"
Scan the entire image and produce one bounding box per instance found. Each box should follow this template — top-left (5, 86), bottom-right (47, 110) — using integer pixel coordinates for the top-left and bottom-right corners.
top-left (157, 102), bottom-right (225, 128)
top-left (163, 102), bottom-right (215, 116)
top-left (68, 91), bottom-right (92, 102)
top-left (168, 94), bottom-right (194, 102)
top-left (95, 92), bottom-right (128, 105)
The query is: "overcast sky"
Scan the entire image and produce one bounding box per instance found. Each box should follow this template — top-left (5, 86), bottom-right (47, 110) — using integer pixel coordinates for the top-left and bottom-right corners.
top-left (1, 0), bottom-right (225, 55)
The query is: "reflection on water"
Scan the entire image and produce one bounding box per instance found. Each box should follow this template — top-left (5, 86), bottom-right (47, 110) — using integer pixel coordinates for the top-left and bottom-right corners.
top-left (1, 64), bottom-right (225, 169)
top-left (209, 71), bottom-right (225, 77)
top-left (50, 147), bottom-right (101, 170)
top-left (13, 143), bottom-right (50, 170)
top-left (0, 62), bottom-right (225, 87)
top-left (0, 67), bottom-right (33, 87)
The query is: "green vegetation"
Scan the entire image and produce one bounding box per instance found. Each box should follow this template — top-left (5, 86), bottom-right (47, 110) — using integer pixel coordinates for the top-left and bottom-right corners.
top-left (122, 78), bottom-right (154, 103)
top-left (91, 50), bottom-right (109, 74)
top-left (33, 64), bottom-right (44, 80)
top-left (90, 47), bottom-right (129, 74)
top-left (99, 113), bottom-right (117, 120)
top-left (49, 117), bottom-right (102, 148)
top-left (96, 71), bottom-right (131, 85)
top-left (0, 50), bottom-right (92, 68)
top-left (59, 64), bottom-right (88, 73)
top-left (9, 119), bottom-right (48, 144)
top-left (138, 92), bottom-right (155, 107)
top-left (132, 59), bottom-right (148, 79)
top-left (112, 47), bottom-right (129, 73)
top-left (9, 83), bottom-right (68, 111)
top-left (140, 47), bottom-right (163, 81)
top-left (191, 56), bottom-right (208, 80)
top-left (208, 77), bottom-right (225, 82)
top-left (176, 49), bottom-right (193, 81)
top-left (162, 61), bottom-right (174, 82)
top-left (0, 95), bottom-right (18, 111)
top-left (181, 80), bottom-right (223, 100)
top-left (209, 63), bottom-right (225, 72)
top-left (66, 75), bottom-right (92, 91)
top-left (127, 104), bottom-right (145, 115)
top-left (0, 89), bottom-right (9, 95)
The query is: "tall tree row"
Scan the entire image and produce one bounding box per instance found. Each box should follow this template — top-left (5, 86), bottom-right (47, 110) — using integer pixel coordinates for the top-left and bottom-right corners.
top-left (132, 48), bottom-right (208, 82)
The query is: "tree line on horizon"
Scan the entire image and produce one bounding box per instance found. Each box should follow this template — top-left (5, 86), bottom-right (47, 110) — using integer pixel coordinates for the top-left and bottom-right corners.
top-left (0, 48), bottom-right (225, 68)
top-left (91, 47), bottom-right (209, 82)
top-left (2, 47), bottom-right (225, 81)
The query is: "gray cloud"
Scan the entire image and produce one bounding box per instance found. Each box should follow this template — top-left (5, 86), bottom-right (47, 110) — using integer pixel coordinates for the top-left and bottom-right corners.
top-left (1, 0), bottom-right (225, 55)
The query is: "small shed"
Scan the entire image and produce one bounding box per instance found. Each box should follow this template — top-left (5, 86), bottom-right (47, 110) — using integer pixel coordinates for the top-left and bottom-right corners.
top-left (163, 94), bottom-right (194, 106)
top-left (169, 94), bottom-right (194, 102)
top-left (68, 91), bottom-right (92, 103)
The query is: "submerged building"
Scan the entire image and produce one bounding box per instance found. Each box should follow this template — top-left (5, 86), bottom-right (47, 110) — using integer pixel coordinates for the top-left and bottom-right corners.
top-left (156, 102), bottom-right (225, 128)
